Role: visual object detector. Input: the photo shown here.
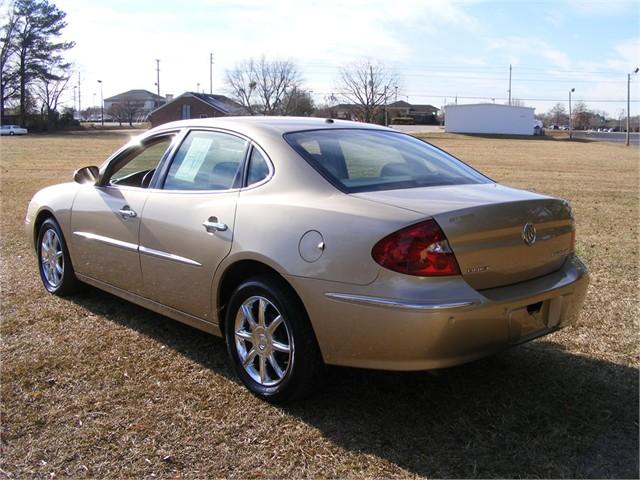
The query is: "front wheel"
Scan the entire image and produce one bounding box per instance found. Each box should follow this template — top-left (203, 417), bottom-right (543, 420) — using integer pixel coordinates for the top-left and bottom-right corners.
top-left (224, 276), bottom-right (325, 403)
top-left (37, 218), bottom-right (80, 296)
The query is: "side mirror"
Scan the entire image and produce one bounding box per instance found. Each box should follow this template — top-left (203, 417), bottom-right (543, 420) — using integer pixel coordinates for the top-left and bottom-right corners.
top-left (73, 166), bottom-right (100, 184)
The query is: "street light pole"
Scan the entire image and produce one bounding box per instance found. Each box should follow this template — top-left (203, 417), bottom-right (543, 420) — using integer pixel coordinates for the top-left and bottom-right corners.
top-left (155, 59), bottom-right (160, 97)
top-left (569, 88), bottom-right (575, 140)
top-left (210, 52), bottom-right (214, 94)
top-left (97, 80), bottom-right (104, 126)
top-left (627, 67), bottom-right (639, 147)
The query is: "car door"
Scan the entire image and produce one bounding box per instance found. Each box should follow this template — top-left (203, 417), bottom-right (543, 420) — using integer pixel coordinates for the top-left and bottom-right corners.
top-left (70, 132), bottom-right (178, 294)
top-left (138, 129), bottom-right (249, 321)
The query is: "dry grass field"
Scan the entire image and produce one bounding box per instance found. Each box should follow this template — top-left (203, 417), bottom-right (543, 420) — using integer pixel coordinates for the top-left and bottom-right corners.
top-left (1, 131), bottom-right (638, 478)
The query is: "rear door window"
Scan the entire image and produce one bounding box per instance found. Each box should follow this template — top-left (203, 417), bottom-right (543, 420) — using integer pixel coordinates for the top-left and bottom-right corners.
top-left (163, 131), bottom-right (248, 191)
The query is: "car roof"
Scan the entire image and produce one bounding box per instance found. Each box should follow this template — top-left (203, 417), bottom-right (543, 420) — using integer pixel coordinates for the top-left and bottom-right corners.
top-left (150, 116), bottom-right (391, 138)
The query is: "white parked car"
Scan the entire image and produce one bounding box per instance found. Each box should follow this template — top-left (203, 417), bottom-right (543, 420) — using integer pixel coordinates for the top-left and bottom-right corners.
top-left (0, 124), bottom-right (28, 136)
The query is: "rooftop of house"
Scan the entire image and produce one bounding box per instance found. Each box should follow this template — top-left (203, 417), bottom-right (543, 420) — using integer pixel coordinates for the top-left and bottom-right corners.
top-left (187, 92), bottom-right (248, 115)
top-left (104, 89), bottom-right (165, 102)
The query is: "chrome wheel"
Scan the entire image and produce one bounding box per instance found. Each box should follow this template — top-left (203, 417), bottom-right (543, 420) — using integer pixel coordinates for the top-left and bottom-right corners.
top-left (234, 295), bottom-right (293, 387)
top-left (40, 228), bottom-right (64, 288)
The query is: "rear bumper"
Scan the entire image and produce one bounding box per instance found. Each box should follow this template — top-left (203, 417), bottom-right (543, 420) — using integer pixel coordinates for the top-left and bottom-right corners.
top-left (287, 255), bottom-right (589, 370)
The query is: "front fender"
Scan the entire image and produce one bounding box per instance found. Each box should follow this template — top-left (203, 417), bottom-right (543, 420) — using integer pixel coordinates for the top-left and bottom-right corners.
top-left (25, 182), bottom-right (82, 252)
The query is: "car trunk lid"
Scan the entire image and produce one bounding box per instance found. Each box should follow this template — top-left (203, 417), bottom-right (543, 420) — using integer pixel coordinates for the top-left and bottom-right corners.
top-left (354, 183), bottom-right (574, 290)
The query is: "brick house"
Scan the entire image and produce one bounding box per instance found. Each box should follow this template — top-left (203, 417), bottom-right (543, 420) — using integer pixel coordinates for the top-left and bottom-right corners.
top-left (148, 92), bottom-right (248, 127)
top-left (103, 89), bottom-right (166, 122)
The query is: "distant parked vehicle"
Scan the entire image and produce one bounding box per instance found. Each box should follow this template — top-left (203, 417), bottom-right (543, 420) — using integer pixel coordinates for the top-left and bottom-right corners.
top-left (0, 124), bottom-right (28, 136)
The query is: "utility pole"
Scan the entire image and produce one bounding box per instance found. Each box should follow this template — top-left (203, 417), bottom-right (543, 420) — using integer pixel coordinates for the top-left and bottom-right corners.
top-left (508, 64), bottom-right (512, 105)
top-left (627, 67), bottom-right (639, 147)
top-left (210, 52), bottom-right (214, 94)
top-left (155, 59), bottom-right (160, 97)
top-left (569, 88), bottom-right (575, 140)
top-left (78, 72), bottom-right (81, 121)
top-left (394, 85), bottom-right (398, 103)
top-left (384, 86), bottom-right (388, 126)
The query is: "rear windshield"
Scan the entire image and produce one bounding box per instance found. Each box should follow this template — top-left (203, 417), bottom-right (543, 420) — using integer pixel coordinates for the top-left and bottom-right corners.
top-left (284, 129), bottom-right (491, 193)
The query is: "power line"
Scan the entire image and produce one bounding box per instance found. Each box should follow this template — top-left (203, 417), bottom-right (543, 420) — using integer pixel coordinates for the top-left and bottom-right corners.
top-left (308, 90), bottom-right (639, 103)
top-left (296, 60), bottom-right (632, 76)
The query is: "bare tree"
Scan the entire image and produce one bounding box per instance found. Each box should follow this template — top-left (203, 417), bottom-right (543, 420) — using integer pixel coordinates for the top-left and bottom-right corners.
top-left (225, 56), bottom-right (302, 115)
top-left (107, 102), bottom-right (126, 126)
top-left (572, 101), bottom-right (591, 130)
top-left (549, 102), bottom-right (567, 126)
top-left (337, 60), bottom-right (397, 123)
top-left (282, 87), bottom-right (314, 116)
top-left (226, 58), bottom-right (257, 115)
top-left (33, 64), bottom-right (70, 131)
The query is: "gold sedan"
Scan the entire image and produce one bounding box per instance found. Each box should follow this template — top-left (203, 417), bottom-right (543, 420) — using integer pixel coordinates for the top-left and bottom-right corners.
top-left (25, 117), bottom-right (589, 402)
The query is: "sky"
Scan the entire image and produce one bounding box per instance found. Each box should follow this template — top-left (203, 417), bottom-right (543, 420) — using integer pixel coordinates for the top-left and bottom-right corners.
top-left (50, 0), bottom-right (640, 117)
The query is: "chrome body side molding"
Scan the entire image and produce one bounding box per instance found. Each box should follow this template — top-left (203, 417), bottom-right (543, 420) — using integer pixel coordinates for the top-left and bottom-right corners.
top-left (139, 245), bottom-right (202, 267)
top-left (73, 231), bottom-right (202, 267)
top-left (73, 231), bottom-right (138, 252)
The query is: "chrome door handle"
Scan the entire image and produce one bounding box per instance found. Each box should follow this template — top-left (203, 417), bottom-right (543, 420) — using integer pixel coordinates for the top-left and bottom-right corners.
top-left (118, 206), bottom-right (137, 219)
top-left (203, 216), bottom-right (228, 233)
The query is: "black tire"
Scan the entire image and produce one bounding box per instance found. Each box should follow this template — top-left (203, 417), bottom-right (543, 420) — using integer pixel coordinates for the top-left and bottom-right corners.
top-left (224, 275), bottom-right (325, 403)
top-left (9, 131), bottom-right (14, 136)
top-left (36, 218), bottom-right (80, 296)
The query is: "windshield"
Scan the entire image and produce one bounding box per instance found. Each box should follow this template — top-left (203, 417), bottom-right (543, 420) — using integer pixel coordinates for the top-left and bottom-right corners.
top-left (284, 129), bottom-right (491, 193)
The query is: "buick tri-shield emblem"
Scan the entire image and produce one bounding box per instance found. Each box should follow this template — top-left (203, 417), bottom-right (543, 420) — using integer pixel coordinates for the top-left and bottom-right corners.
top-left (522, 223), bottom-right (537, 246)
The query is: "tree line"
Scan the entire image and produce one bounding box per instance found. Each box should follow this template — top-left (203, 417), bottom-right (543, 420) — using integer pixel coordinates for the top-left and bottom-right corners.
top-left (536, 102), bottom-right (637, 131)
top-left (225, 57), bottom-right (398, 123)
top-left (1, 0), bottom-right (74, 130)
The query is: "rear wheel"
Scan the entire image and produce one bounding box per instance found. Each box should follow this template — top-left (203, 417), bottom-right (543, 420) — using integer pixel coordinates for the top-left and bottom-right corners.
top-left (224, 276), bottom-right (325, 402)
top-left (37, 218), bottom-right (80, 296)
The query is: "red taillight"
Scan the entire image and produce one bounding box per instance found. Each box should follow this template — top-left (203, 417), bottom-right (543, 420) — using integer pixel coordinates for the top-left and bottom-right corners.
top-left (372, 219), bottom-right (461, 276)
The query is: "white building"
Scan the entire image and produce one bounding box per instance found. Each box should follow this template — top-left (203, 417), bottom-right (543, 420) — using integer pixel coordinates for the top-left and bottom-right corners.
top-left (445, 103), bottom-right (536, 135)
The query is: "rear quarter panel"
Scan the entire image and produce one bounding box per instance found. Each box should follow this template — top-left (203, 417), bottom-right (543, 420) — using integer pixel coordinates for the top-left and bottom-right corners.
top-left (229, 137), bottom-right (424, 286)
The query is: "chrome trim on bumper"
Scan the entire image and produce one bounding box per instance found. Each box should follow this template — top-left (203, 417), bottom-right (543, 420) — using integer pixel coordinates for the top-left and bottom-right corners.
top-left (73, 231), bottom-right (138, 252)
top-left (139, 245), bottom-right (202, 267)
top-left (324, 293), bottom-right (476, 311)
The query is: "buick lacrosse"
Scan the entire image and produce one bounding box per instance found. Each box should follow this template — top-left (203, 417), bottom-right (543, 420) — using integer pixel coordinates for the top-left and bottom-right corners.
top-left (26, 117), bottom-right (589, 401)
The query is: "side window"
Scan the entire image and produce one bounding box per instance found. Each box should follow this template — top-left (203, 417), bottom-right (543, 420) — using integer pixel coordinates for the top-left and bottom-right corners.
top-left (108, 136), bottom-right (173, 188)
top-left (163, 131), bottom-right (248, 191)
top-left (246, 147), bottom-right (270, 186)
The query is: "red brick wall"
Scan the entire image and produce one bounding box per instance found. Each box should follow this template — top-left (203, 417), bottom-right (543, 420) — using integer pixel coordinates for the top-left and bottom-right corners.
top-left (149, 96), bottom-right (225, 127)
